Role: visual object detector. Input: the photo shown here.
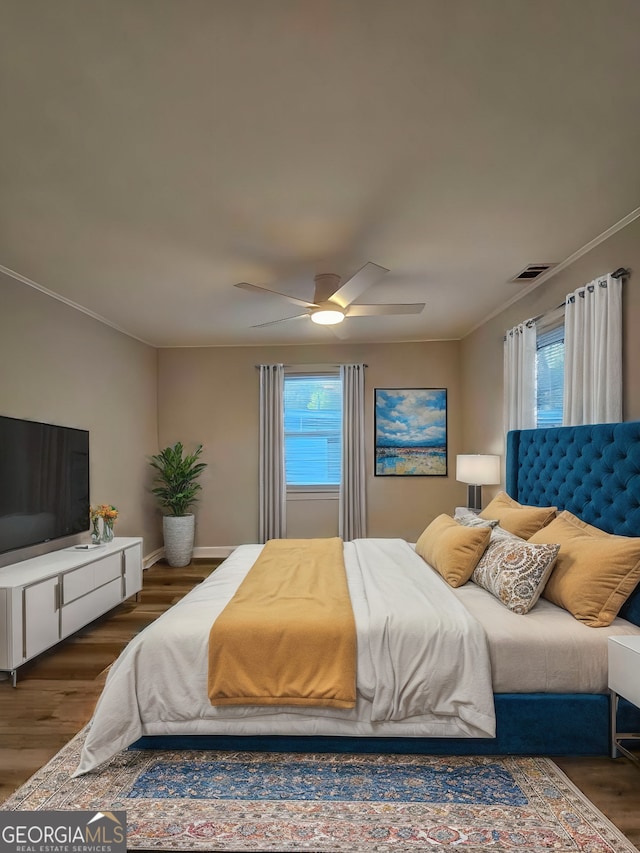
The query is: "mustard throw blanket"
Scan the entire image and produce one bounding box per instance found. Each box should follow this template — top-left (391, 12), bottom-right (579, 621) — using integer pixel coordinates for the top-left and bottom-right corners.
top-left (207, 538), bottom-right (356, 708)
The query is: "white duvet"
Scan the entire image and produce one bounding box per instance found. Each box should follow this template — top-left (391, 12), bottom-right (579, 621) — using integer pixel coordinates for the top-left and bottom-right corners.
top-left (75, 539), bottom-right (495, 775)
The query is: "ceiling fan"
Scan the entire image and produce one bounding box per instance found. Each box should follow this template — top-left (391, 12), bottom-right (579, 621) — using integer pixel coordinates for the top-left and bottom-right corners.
top-left (235, 262), bottom-right (425, 328)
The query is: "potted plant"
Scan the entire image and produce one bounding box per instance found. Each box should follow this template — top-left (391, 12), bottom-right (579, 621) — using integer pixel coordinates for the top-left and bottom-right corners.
top-left (150, 442), bottom-right (207, 567)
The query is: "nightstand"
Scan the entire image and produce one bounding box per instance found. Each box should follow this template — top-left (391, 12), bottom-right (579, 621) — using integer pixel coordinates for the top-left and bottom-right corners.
top-left (608, 635), bottom-right (640, 765)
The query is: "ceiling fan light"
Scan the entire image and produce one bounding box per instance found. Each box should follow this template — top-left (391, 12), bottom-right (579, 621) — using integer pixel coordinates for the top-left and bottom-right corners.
top-left (310, 308), bottom-right (345, 326)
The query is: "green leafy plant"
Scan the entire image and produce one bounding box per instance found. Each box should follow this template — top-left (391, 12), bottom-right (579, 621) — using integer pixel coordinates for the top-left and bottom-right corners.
top-left (150, 442), bottom-right (207, 517)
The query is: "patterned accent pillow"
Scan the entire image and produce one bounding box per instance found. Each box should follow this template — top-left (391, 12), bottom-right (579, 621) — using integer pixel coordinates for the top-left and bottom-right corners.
top-left (454, 507), bottom-right (499, 529)
top-left (472, 538), bottom-right (560, 614)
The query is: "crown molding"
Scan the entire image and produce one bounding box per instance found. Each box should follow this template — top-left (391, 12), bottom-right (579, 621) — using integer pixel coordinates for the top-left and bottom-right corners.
top-left (0, 263), bottom-right (155, 347)
top-left (464, 205), bottom-right (640, 338)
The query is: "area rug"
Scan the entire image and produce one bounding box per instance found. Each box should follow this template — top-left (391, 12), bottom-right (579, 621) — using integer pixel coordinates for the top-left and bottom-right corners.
top-left (1, 729), bottom-right (637, 853)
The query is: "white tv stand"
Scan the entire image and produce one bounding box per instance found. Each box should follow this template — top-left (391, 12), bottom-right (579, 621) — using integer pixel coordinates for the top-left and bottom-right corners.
top-left (0, 537), bottom-right (143, 686)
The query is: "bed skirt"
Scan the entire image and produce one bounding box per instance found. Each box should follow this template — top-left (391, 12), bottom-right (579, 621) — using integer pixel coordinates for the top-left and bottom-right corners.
top-left (131, 693), bottom-right (640, 757)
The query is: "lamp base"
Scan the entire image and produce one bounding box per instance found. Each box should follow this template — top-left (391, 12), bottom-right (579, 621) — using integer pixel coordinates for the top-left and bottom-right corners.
top-left (467, 484), bottom-right (482, 512)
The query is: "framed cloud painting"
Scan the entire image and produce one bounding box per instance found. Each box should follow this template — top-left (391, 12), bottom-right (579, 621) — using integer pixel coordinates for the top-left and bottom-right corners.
top-left (374, 388), bottom-right (447, 476)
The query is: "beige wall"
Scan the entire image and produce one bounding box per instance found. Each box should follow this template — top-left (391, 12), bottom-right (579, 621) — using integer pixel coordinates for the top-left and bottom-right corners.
top-left (7, 215), bottom-right (636, 557)
top-left (0, 271), bottom-right (161, 565)
top-left (158, 340), bottom-right (465, 547)
top-left (461, 215), bottom-right (640, 501)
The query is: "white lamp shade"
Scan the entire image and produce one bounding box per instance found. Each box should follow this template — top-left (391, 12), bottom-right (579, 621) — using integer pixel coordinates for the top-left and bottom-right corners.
top-left (456, 454), bottom-right (501, 485)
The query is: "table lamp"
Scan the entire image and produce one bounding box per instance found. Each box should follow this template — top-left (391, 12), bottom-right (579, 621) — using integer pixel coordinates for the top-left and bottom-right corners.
top-left (456, 454), bottom-right (501, 511)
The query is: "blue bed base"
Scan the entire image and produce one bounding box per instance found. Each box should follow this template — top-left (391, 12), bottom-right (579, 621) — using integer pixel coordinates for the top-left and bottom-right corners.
top-left (133, 421), bottom-right (640, 757)
top-left (134, 694), bottom-right (639, 757)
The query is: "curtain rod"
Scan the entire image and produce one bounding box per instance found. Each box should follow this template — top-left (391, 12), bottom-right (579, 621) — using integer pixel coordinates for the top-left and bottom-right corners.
top-left (525, 267), bottom-right (630, 326)
top-left (505, 267), bottom-right (630, 337)
top-left (612, 267), bottom-right (630, 279)
top-left (254, 363), bottom-right (368, 369)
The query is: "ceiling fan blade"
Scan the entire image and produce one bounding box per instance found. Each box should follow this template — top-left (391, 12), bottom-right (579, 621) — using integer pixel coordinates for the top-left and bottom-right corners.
top-left (346, 303), bottom-right (425, 317)
top-left (329, 262), bottom-right (390, 309)
top-left (235, 281), bottom-right (318, 309)
top-left (251, 313), bottom-right (309, 328)
top-left (326, 322), bottom-right (350, 339)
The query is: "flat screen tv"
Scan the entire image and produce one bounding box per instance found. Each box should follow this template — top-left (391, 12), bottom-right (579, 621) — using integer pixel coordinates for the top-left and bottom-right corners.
top-left (0, 415), bottom-right (89, 556)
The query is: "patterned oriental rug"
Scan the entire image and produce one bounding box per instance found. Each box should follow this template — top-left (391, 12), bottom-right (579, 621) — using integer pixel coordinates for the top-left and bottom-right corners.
top-left (2, 729), bottom-right (637, 853)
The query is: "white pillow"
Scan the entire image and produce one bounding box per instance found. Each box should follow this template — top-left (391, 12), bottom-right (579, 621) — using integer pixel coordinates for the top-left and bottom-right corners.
top-left (490, 525), bottom-right (523, 542)
top-left (454, 507), bottom-right (498, 529)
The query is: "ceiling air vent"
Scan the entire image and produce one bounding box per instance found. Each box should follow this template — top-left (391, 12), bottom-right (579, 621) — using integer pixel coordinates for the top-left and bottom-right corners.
top-left (510, 263), bottom-right (557, 283)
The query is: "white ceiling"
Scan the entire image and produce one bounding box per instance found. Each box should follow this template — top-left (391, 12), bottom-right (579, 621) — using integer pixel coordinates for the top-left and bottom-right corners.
top-left (1, 1), bottom-right (639, 347)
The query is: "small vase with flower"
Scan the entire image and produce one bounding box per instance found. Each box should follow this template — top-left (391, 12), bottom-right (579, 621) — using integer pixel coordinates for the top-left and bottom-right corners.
top-left (90, 509), bottom-right (102, 545)
top-left (91, 503), bottom-right (119, 544)
top-left (101, 517), bottom-right (115, 542)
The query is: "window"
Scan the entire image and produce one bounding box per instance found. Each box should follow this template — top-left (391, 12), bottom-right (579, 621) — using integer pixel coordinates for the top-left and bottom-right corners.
top-left (283, 373), bottom-right (342, 488)
top-left (536, 314), bottom-right (564, 428)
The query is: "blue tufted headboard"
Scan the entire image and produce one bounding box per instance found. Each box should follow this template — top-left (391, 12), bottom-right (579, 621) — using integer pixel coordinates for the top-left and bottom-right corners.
top-left (506, 421), bottom-right (640, 626)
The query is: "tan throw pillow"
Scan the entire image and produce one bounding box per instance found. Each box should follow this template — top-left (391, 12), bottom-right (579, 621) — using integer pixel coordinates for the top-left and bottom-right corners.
top-left (416, 514), bottom-right (491, 588)
top-left (472, 538), bottom-right (560, 614)
top-left (479, 491), bottom-right (556, 539)
top-left (530, 510), bottom-right (640, 627)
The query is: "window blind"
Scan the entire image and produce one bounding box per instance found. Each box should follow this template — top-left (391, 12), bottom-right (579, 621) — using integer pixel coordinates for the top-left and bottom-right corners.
top-left (536, 324), bottom-right (564, 428)
top-left (283, 374), bottom-right (342, 486)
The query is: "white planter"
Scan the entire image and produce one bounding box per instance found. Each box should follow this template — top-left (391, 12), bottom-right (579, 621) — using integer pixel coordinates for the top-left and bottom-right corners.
top-left (163, 514), bottom-right (195, 567)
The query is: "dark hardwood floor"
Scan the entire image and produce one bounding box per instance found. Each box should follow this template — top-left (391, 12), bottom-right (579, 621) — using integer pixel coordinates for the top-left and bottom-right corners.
top-left (0, 559), bottom-right (217, 800)
top-left (1, 558), bottom-right (638, 848)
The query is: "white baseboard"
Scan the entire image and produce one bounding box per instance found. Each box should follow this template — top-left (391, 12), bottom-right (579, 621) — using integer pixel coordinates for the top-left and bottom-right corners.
top-left (143, 545), bottom-right (236, 568)
top-left (193, 546), bottom-right (236, 559)
top-left (143, 548), bottom-right (165, 569)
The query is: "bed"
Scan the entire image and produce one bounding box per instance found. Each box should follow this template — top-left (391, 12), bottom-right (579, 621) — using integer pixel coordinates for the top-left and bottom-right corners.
top-left (75, 421), bottom-right (640, 774)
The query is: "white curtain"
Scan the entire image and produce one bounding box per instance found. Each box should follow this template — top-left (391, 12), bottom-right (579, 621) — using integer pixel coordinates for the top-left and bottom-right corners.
top-left (339, 364), bottom-right (367, 541)
top-left (563, 274), bottom-right (622, 425)
top-left (503, 320), bottom-right (537, 431)
top-left (258, 364), bottom-right (286, 542)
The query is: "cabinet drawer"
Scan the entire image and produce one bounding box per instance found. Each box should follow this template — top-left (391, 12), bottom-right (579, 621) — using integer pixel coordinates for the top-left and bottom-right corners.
top-left (124, 543), bottom-right (143, 598)
top-left (61, 577), bottom-right (122, 638)
top-left (23, 577), bottom-right (60, 661)
top-left (0, 588), bottom-right (9, 669)
top-left (94, 553), bottom-right (123, 587)
top-left (62, 553), bottom-right (122, 604)
top-left (609, 637), bottom-right (640, 708)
